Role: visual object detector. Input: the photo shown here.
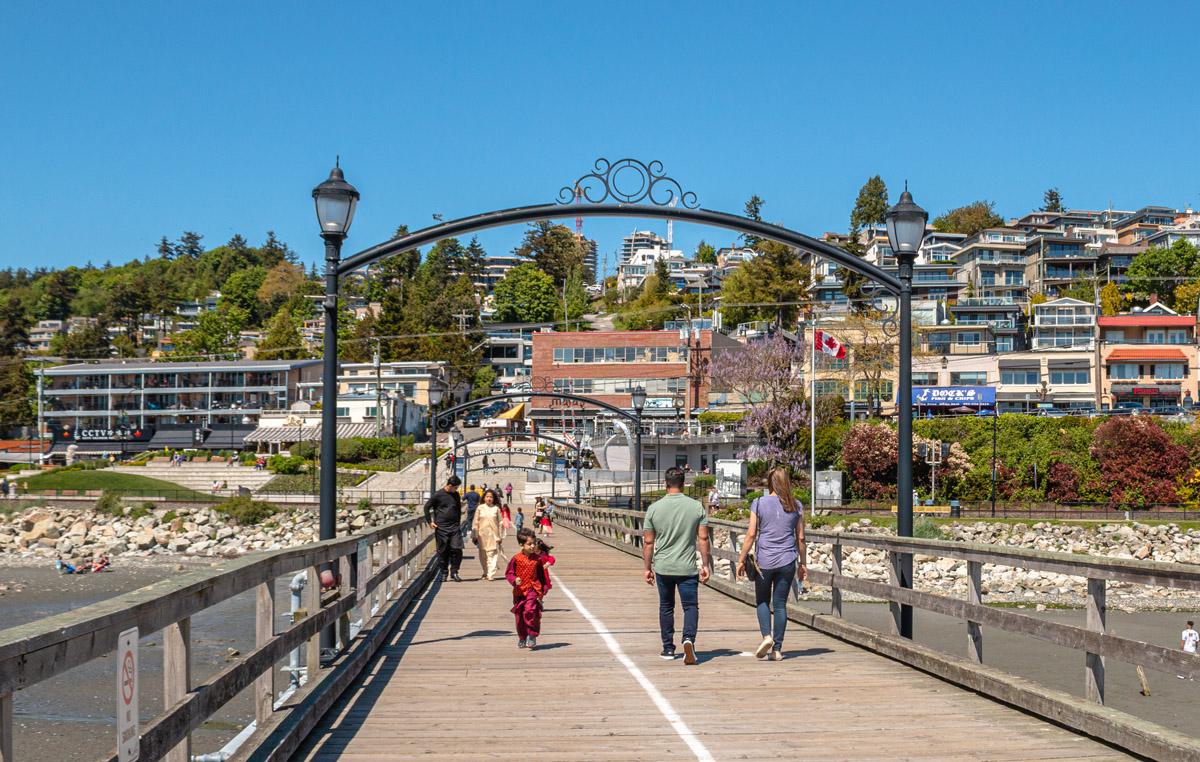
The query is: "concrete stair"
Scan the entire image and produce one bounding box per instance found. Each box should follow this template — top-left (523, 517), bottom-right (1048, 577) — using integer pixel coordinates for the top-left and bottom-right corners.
top-left (112, 462), bottom-right (277, 492)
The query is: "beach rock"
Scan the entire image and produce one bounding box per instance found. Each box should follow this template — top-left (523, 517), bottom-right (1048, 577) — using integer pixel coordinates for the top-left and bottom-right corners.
top-left (168, 539), bottom-right (190, 553)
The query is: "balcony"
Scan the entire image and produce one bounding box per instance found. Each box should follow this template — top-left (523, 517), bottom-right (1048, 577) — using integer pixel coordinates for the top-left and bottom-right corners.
top-left (957, 297), bottom-right (1017, 307)
top-left (1032, 338), bottom-right (1095, 350)
top-left (1102, 338), bottom-right (1194, 345)
top-left (1035, 316), bottom-right (1095, 326)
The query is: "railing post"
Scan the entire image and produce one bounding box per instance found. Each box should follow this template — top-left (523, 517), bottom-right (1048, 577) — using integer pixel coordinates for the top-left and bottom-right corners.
top-left (255, 581), bottom-right (275, 725)
top-left (887, 551), bottom-right (902, 636)
top-left (967, 560), bottom-right (983, 663)
top-left (1086, 578), bottom-right (1106, 704)
top-left (831, 541), bottom-right (843, 618)
top-left (338, 553), bottom-right (352, 648)
top-left (306, 565), bottom-right (321, 677)
top-left (164, 617), bottom-right (191, 762)
top-left (1, 691), bottom-right (12, 762)
top-left (402, 528), bottom-right (412, 587)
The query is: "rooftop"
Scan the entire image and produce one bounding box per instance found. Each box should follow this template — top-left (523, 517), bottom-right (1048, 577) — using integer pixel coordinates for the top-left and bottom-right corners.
top-left (43, 359), bottom-right (321, 375)
top-left (1106, 348), bottom-right (1188, 362)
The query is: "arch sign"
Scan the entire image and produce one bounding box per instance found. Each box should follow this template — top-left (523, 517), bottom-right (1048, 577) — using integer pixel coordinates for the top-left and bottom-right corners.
top-left (117, 627), bottom-right (139, 762)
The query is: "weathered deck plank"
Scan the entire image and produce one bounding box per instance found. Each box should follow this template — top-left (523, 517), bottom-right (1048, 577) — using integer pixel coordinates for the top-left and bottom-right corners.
top-left (289, 528), bottom-right (1134, 762)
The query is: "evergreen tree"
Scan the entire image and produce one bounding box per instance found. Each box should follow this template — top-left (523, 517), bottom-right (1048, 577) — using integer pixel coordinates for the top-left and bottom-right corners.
top-left (695, 241), bottom-right (718, 265)
top-left (256, 309), bottom-right (307, 359)
top-left (260, 231), bottom-right (296, 268)
top-left (719, 240), bottom-right (810, 329)
top-left (741, 195), bottom-right (765, 248)
top-left (850, 175), bottom-right (889, 230)
top-left (513, 221), bottom-right (586, 288)
top-left (176, 231), bottom-right (204, 259)
top-left (0, 360), bottom-right (34, 429)
top-left (1041, 188), bottom-right (1064, 213)
top-left (156, 236), bottom-right (176, 259)
top-left (654, 259), bottom-right (671, 296)
top-left (53, 320), bottom-right (111, 358)
top-left (227, 234), bottom-right (249, 253)
top-left (840, 224), bottom-right (868, 312)
top-left (462, 236), bottom-right (487, 287)
top-left (0, 295), bottom-right (30, 357)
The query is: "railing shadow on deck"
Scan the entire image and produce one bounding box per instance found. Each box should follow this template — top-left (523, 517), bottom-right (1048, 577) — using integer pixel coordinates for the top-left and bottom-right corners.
top-left (0, 515), bottom-right (439, 762)
top-left (550, 500), bottom-right (1200, 762)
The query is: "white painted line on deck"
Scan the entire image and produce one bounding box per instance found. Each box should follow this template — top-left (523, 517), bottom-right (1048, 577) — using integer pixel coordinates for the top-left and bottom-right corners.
top-left (551, 571), bottom-right (716, 762)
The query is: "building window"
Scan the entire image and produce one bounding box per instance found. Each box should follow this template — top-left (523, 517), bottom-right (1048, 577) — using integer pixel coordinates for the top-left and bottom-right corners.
top-left (814, 380), bottom-right (849, 397)
top-left (1168, 330), bottom-right (1188, 344)
top-left (950, 372), bottom-right (988, 386)
top-left (996, 337), bottom-right (1014, 352)
top-left (1104, 330), bottom-right (1124, 343)
top-left (912, 373), bottom-right (938, 386)
top-left (336, 407), bottom-right (349, 417)
top-left (1049, 370), bottom-right (1089, 385)
top-left (1001, 369), bottom-right (1038, 385)
top-left (853, 379), bottom-right (893, 400)
top-left (1155, 363), bottom-right (1184, 380)
top-left (1110, 363), bottom-right (1138, 380)
top-left (1146, 330), bottom-right (1165, 344)
top-left (956, 332), bottom-right (982, 346)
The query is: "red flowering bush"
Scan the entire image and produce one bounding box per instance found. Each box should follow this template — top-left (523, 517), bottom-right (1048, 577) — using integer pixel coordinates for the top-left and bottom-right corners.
top-left (1089, 416), bottom-right (1190, 506)
top-left (841, 423), bottom-right (897, 499)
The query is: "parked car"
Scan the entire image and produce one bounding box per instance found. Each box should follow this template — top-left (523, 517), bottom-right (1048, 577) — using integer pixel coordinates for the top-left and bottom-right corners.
top-left (462, 411), bottom-right (482, 428)
top-left (1036, 408), bottom-right (1067, 418)
top-left (1152, 405), bottom-right (1186, 416)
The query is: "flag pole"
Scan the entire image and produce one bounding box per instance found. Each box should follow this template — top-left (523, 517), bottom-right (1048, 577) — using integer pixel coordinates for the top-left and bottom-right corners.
top-left (810, 312), bottom-right (817, 522)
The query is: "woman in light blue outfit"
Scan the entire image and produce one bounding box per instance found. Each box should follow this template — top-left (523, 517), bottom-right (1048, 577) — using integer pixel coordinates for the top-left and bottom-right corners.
top-left (736, 467), bottom-right (807, 660)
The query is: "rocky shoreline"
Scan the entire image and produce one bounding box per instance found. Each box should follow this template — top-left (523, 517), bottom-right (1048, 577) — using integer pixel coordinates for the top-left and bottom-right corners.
top-left (718, 518), bottom-right (1200, 612)
top-left (0, 502), bottom-right (417, 564)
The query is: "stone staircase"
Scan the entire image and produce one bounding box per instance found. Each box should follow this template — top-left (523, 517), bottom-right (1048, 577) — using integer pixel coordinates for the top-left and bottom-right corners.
top-left (112, 461), bottom-right (277, 492)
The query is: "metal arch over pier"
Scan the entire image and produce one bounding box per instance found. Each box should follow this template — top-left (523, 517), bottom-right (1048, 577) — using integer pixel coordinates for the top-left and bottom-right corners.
top-left (449, 430), bottom-right (586, 501)
top-left (319, 159), bottom-right (919, 642)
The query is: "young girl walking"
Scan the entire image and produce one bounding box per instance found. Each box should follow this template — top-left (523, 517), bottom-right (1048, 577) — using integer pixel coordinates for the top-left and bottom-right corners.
top-left (500, 502), bottom-right (512, 537)
top-left (505, 528), bottom-right (550, 649)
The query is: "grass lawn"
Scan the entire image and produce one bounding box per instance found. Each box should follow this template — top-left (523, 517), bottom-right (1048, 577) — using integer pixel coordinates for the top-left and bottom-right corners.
top-left (16, 470), bottom-right (210, 499)
top-left (258, 472), bottom-right (366, 493)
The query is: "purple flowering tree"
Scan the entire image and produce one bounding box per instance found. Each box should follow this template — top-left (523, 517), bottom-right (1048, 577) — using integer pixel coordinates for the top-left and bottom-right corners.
top-left (709, 333), bottom-right (810, 471)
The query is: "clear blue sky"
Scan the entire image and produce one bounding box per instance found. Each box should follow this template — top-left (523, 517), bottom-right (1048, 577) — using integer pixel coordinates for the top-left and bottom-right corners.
top-left (3, 1), bottom-right (1198, 276)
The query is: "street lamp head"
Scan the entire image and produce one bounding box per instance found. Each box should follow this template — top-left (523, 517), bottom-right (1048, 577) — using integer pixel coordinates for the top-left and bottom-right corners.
top-left (885, 184), bottom-right (928, 256)
top-left (427, 387), bottom-right (444, 407)
top-left (631, 387), bottom-right (647, 413)
top-left (312, 165), bottom-right (360, 238)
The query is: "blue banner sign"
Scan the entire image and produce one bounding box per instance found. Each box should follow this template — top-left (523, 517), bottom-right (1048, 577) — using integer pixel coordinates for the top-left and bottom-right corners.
top-left (911, 386), bottom-right (995, 407)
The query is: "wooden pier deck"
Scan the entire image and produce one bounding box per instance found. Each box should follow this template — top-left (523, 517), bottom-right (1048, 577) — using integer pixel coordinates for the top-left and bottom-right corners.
top-left (288, 525), bottom-right (1135, 762)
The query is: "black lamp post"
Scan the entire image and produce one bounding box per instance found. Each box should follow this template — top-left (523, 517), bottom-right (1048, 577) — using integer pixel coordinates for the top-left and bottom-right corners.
top-left (631, 387), bottom-right (646, 510)
top-left (313, 164), bottom-right (358, 659)
top-left (885, 184), bottom-right (927, 641)
top-left (427, 386), bottom-right (444, 498)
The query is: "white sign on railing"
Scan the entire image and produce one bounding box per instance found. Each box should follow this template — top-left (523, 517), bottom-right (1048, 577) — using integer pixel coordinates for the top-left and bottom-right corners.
top-left (356, 538), bottom-right (369, 614)
top-left (117, 627), bottom-right (139, 762)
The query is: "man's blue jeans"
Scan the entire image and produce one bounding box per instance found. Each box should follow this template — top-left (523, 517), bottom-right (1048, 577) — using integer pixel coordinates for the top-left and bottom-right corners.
top-left (755, 561), bottom-right (796, 650)
top-left (656, 573), bottom-right (699, 649)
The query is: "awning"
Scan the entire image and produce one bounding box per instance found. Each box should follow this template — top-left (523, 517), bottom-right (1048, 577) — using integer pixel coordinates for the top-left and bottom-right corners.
top-left (243, 422), bottom-right (379, 444)
top-left (497, 403), bottom-right (525, 420)
top-left (1106, 348), bottom-right (1188, 363)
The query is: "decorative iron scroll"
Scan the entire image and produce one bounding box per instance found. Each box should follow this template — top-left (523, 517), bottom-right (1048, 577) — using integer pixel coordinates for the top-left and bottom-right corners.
top-left (559, 159), bottom-right (700, 209)
top-left (860, 281), bottom-right (902, 337)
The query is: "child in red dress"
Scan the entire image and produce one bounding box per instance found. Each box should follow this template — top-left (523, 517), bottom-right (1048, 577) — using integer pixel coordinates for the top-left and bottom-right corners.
top-left (505, 528), bottom-right (550, 649)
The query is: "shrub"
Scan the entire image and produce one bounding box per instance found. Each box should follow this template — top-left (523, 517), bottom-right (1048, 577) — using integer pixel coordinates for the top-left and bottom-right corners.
top-left (692, 475), bottom-right (715, 488)
top-left (1090, 416), bottom-right (1190, 506)
top-left (270, 455), bottom-right (306, 475)
top-left (355, 437), bottom-right (398, 460)
top-left (913, 516), bottom-right (942, 540)
top-left (162, 510), bottom-right (178, 522)
top-left (94, 491), bottom-right (124, 516)
top-left (697, 411), bottom-right (743, 424)
top-left (213, 495), bottom-right (277, 526)
top-left (293, 441), bottom-right (317, 459)
top-left (356, 497), bottom-right (372, 511)
top-left (127, 503), bottom-right (151, 521)
top-left (335, 438), bottom-right (364, 463)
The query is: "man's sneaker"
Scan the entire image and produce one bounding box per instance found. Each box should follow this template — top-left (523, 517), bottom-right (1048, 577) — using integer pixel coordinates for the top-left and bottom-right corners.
top-left (660, 647), bottom-right (676, 660)
top-left (754, 635), bottom-right (774, 659)
top-left (517, 638), bottom-right (527, 648)
top-left (526, 636), bottom-right (536, 649)
top-left (682, 639), bottom-right (696, 665)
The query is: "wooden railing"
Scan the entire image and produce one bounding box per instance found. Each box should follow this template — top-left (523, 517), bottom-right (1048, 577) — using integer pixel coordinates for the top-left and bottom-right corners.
top-left (552, 501), bottom-right (1200, 762)
top-left (0, 515), bottom-right (436, 762)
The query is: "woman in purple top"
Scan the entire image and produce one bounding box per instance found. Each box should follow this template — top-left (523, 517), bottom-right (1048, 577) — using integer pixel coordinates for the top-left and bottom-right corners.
top-left (736, 467), bottom-right (807, 660)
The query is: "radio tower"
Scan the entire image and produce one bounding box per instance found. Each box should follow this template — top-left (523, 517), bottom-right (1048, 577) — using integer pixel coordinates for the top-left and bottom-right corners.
top-left (574, 182), bottom-right (583, 235)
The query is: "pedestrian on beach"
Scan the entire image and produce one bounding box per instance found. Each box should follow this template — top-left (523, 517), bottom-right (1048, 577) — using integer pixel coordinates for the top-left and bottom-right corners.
top-left (643, 466), bottom-right (710, 664)
top-left (736, 467), bottom-right (807, 661)
top-left (1182, 620), bottom-right (1199, 678)
top-left (472, 489), bottom-right (503, 580)
top-left (424, 475), bottom-right (464, 582)
top-left (506, 528), bottom-right (551, 649)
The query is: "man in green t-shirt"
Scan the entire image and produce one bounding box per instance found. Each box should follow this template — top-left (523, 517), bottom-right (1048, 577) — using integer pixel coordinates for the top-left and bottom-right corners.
top-left (643, 466), bottom-right (710, 664)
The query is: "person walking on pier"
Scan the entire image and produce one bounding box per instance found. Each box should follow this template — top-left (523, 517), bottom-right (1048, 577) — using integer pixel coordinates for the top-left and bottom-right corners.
top-left (463, 484), bottom-right (481, 541)
top-left (473, 489), bottom-right (503, 580)
top-left (506, 528), bottom-right (551, 648)
top-left (643, 466), bottom-right (710, 664)
top-left (424, 475), bottom-right (464, 582)
top-left (736, 467), bottom-right (807, 661)
top-left (1182, 620), bottom-right (1198, 678)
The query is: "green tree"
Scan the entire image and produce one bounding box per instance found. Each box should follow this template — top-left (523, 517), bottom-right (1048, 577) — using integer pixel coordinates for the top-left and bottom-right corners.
top-left (0, 295), bottom-right (30, 357)
top-left (719, 240), bottom-right (811, 329)
top-left (462, 237), bottom-right (487, 287)
top-left (513, 222), bottom-right (585, 287)
top-left (0, 360), bottom-right (34, 427)
top-left (424, 238), bottom-right (466, 280)
top-left (256, 262), bottom-right (305, 316)
top-left (156, 236), bottom-right (176, 259)
top-left (171, 310), bottom-right (243, 359)
top-left (176, 231), bottom-right (204, 259)
top-left (1057, 277), bottom-right (1098, 303)
top-left (1174, 280), bottom-right (1200, 315)
top-left (493, 264), bottom-right (558, 323)
top-left (1125, 238), bottom-right (1200, 306)
top-left (932, 200), bottom-right (1005, 238)
top-left (850, 175), bottom-right (889, 230)
top-left (35, 269), bottom-right (79, 321)
top-left (256, 309), bottom-right (307, 359)
top-left (840, 224), bottom-right (868, 311)
top-left (653, 259), bottom-right (671, 297)
top-left (259, 231), bottom-right (295, 268)
top-left (564, 266), bottom-right (589, 323)
top-left (1042, 187), bottom-right (1064, 213)
top-left (219, 266), bottom-right (268, 325)
top-left (741, 195), bottom-right (765, 248)
top-left (53, 320), bottom-right (111, 358)
top-left (1099, 282), bottom-right (1123, 316)
top-left (695, 241), bottom-right (717, 266)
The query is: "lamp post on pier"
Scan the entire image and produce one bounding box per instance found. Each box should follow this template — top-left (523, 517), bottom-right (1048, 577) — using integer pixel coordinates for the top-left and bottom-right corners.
top-left (631, 387), bottom-right (646, 511)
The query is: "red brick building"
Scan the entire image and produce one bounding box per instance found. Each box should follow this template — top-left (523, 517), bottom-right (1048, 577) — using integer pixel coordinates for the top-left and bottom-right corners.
top-left (529, 330), bottom-right (741, 425)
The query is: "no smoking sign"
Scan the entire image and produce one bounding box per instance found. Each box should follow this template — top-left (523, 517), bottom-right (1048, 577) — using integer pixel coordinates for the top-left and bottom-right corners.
top-left (117, 627), bottom-right (139, 762)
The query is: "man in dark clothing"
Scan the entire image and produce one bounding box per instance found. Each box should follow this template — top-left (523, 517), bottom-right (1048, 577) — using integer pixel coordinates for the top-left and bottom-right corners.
top-left (424, 475), bottom-right (464, 581)
top-left (463, 484), bottom-right (481, 540)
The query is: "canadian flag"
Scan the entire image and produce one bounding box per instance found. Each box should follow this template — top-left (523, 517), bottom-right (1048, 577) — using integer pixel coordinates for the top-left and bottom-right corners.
top-left (814, 329), bottom-right (847, 360)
